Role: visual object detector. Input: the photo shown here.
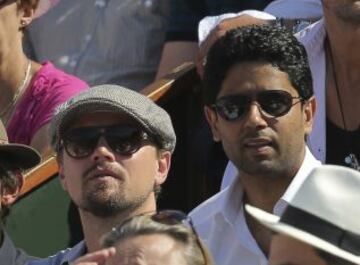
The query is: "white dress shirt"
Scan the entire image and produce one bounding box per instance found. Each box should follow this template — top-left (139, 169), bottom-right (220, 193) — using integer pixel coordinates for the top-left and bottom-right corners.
top-left (190, 148), bottom-right (321, 265)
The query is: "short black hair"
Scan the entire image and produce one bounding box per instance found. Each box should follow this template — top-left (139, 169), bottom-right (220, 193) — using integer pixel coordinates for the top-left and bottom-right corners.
top-left (203, 25), bottom-right (313, 105)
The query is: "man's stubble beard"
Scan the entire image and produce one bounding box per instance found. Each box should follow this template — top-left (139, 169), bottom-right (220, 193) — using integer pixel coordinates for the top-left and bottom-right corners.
top-left (236, 154), bottom-right (287, 179)
top-left (79, 180), bottom-right (154, 218)
top-left (336, 3), bottom-right (360, 25)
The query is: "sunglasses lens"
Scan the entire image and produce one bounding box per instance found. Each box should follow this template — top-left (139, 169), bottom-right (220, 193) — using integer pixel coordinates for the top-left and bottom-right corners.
top-left (106, 126), bottom-right (147, 156)
top-left (63, 128), bottom-right (99, 158)
top-left (259, 91), bottom-right (293, 117)
top-left (214, 90), bottom-right (297, 120)
top-left (152, 210), bottom-right (187, 225)
top-left (62, 125), bottom-right (151, 158)
top-left (214, 95), bottom-right (249, 121)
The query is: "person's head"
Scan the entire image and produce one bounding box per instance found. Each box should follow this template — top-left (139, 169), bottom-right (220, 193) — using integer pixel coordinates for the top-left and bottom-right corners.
top-left (0, 120), bottom-right (41, 221)
top-left (50, 84), bottom-right (176, 218)
top-left (102, 212), bottom-right (214, 265)
top-left (0, 0), bottom-right (57, 47)
top-left (203, 25), bottom-right (315, 178)
top-left (246, 165), bottom-right (360, 265)
top-left (322, 0), bottom-right (360, 25)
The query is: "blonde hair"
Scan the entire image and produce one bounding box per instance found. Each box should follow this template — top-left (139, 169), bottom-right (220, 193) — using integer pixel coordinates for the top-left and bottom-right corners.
top-left (102, 215), bottom-right (214, 265)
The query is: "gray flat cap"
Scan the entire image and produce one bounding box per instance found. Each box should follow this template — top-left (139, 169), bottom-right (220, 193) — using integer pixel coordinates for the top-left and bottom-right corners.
top-left (50, 84), bottom-right (176, 153)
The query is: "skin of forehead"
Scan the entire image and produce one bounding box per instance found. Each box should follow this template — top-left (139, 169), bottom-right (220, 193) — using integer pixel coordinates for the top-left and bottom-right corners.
top-left (108, 234), bottom-right (188, 265)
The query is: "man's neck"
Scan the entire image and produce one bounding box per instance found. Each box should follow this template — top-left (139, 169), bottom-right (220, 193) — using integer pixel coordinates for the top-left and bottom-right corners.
top-left (238, 148), bottom-right (306, 255)
top-left (79, 198), bottom-right (157, 253)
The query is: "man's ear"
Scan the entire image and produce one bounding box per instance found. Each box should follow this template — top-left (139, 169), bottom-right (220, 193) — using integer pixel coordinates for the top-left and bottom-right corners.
top-left (1, 174), bottom-right (24, 206)
top-left (204, 105), bottom-right (221, 142)
top-left (303, 96), bottom-right (316, 136)
top-left (154, 151), bottom-right (171, 186)
top-left (18, 1), bottom-right (37, 29)
top-left (56, 154), bottom-right (68, 191)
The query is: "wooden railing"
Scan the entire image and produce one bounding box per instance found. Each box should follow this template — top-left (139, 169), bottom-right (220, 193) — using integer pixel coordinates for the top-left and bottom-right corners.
top-left (19, 156), bottom-right (58, 198)
top-left (18, 63), bottom-right (203, 203)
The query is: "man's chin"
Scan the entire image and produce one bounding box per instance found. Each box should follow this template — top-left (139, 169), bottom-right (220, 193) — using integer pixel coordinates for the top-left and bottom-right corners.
top-left (238, 156), bottom-right (280, 177)
top-left (81, 199), bottom-right (123, 218)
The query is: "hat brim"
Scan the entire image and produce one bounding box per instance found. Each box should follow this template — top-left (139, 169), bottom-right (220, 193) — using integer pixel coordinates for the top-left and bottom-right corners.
top-left (0, 144), bottom-right (41, 170)
top-left (245, 205), bottom-right (360, 265)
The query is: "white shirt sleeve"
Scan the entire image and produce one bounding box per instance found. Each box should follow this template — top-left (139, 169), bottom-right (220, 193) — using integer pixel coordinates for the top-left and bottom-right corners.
top-left (198, 10), bottom-right (276, 45)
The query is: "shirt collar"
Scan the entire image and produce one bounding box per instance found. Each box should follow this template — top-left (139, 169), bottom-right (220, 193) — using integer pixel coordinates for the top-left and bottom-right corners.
top-left (274, 147), bottom-right (321, 215)
top-left (60, 241), bottom-right (87, 264)
top-left (221, 178), bottom-right (244, 225)
top-left (296, 18), bottom-right (326, 55)
top-left (0, 231), bottom-right (17, 264)
top-left (0, 230), bottom-right (31, 265)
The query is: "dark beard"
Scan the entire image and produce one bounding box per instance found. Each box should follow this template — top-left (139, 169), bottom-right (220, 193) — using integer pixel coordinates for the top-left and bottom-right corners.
top-left (336, 3), bottom-right (360, 25)
top-left (80, 182), bottom-right (152, 218)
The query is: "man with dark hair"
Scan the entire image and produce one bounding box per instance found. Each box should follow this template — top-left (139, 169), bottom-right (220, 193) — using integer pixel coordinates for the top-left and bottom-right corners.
top-left (215, 0), bottom-right (360, 191)
top-left (28, 84), bottom-right (176, 265)
top-left (190, 25), bottom-right (319, 265)
top-left (0, 120), bottom-right (41, 264)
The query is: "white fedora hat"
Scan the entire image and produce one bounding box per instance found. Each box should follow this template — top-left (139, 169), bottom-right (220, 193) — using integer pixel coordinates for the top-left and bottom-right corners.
top-left (246, 165), bottom-right (360, 265)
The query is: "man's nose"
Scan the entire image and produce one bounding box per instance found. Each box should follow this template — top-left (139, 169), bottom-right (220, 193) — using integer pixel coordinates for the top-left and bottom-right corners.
top-left (90, 137), bottom-right (116, 162)
top-left (242, 103), bottom-right (268, 129)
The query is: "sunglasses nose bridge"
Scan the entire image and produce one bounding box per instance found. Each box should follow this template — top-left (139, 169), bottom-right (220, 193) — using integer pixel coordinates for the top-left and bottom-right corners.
top-left (241, 102), bottom-right (269, 127)
top-left (90, 136), bottom-right (117, 161)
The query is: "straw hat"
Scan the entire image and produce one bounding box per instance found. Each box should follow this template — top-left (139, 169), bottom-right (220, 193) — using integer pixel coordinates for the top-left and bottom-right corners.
top-left (0, 120), bottom-right (41, 169)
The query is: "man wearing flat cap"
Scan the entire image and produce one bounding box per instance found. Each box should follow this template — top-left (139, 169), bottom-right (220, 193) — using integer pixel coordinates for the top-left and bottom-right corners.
top-left (0, 120), bottom-right (41, 264)
top-left (28, 84), bottom-right (176, 265)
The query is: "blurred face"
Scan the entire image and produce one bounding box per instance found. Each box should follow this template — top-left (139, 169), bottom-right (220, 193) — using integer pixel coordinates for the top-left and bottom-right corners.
top-left (269, 234), bottom-right (327, 265)
top-left (58, 112), bottom-right (170, 218)
top-left (107, 234), bottom-right (187, 265)
top-left (0, 0), bottom-right (37, 55)
top-left (205, 62), bottom-right (315, 178)
top-left (323, 0), bottom-right (360, 24)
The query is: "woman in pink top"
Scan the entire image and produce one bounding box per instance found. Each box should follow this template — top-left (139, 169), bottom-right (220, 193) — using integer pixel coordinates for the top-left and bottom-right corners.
top-left (0, 0), bottom-right (87, 157)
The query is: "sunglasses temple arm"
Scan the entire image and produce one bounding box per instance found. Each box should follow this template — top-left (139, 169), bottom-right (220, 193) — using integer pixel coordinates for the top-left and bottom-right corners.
top-left (188, 218), bottom-right (209, 265)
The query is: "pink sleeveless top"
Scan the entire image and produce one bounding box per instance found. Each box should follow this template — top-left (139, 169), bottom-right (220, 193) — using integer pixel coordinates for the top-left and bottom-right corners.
top-left (7, 62), bottom-right (88, 145)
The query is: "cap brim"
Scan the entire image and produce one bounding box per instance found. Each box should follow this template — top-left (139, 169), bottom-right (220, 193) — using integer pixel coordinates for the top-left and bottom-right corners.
top-left (245, 205), bottom-right (360, 265)
top-left (0, 144), bottom-right (41, 170)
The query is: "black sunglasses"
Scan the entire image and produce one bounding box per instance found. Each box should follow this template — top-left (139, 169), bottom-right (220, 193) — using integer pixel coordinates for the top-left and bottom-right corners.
top-left (105, 210), bottom-right (208, 265)
top-left (61, 124), bottom-right (153, 159)
top-left (212, 90), bottom-right (304, 121)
